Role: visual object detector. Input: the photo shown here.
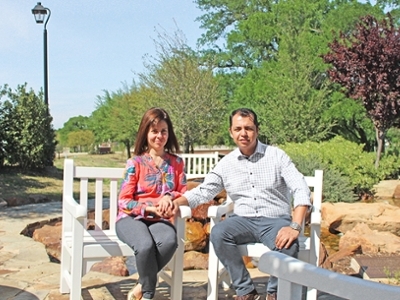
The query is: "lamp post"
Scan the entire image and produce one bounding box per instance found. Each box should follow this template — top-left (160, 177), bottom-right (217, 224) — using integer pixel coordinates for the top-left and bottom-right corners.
top-left (31, 2), bottom-right (51, 108)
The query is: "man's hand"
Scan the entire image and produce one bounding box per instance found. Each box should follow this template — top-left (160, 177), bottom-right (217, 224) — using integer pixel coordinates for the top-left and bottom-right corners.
top-left (275, 226), bottom-right (300, 249)
top-left (156, 194), bottom-right (174, 218)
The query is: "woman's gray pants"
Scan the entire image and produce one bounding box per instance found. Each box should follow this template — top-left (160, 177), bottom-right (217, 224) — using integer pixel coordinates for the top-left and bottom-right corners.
top-left (116, 217), bottom-right (177, 299)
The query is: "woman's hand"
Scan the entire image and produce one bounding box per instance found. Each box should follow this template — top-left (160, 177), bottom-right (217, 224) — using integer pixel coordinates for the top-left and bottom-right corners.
top-left (156, 194), bottom-right (175, 218)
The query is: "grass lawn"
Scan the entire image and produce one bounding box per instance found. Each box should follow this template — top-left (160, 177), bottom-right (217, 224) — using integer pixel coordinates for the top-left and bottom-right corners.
top-left (0, 153), bottom-right (129, 203)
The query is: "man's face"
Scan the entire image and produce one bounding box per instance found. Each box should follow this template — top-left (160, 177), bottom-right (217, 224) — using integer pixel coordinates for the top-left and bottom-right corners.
top-left (229, 113), bottom-right (259, 156)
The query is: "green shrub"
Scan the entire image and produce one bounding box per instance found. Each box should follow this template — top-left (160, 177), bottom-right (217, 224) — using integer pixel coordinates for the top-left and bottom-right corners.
top-left (280, 136), bottom-right (399, 198)
top-left (284, 151), bottom-right (356, 203)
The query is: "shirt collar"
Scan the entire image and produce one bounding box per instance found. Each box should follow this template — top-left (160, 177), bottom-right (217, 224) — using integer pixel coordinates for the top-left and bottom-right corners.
top-left (234, 140), bottom-right (267, 160)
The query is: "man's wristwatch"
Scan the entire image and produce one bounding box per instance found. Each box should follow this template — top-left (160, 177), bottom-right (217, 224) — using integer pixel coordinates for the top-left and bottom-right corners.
top-left (289, 222), bottom-right (302, 232)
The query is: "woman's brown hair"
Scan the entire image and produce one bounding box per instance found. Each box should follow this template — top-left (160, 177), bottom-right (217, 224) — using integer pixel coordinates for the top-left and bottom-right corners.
top-left (133, 107), bottom-right (180, 156)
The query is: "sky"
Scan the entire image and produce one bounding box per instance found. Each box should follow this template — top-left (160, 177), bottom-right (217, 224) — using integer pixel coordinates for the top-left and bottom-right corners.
top-left (0, 1), bottom-right (205, 129)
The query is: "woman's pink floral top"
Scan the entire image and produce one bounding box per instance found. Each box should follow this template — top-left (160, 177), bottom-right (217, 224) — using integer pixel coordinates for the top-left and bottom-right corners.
top-left (117, 152), bottom-right (186, 222)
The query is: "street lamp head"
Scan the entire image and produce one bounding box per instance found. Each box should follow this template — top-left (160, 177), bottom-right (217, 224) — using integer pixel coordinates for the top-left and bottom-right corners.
top-left (32, 2), bottom-right (49, 24)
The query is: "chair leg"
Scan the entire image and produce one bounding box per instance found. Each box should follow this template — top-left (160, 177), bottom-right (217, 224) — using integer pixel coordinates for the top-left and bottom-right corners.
top-left (207, 240), bottom-right (220, 300)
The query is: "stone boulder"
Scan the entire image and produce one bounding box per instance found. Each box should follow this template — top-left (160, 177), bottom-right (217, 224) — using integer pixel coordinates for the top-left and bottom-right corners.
top-left (183, 251), bottom-right (209, 270)
top-left (339, 223), bottom-right (400, 254)
top-left (191, 200), bottom-right (217, 222)
top-left (184, 221), bottom-right (208, 252)
top-left (321, 202), bottom-right (400, 236)
top-left (394, 184), bottom-right (400, 199)
top-left (5, 194), bottom-right (51, 207)
top-left (90, 256), bottom-right (129, 276)
top-left (31, 222), bottom-right (62, 262)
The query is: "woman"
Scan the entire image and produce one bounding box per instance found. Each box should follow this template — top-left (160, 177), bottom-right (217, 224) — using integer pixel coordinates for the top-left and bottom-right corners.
top-left (116, 107), bottom-right (186, 300)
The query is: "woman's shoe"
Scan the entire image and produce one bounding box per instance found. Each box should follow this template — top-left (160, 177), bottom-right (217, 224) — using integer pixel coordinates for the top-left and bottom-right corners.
top-left (127, 282), bottom-right (142, 300)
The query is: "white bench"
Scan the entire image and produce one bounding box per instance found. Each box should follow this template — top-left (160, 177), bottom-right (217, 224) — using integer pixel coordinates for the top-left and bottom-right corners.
top-left (59, 159), bottom-right (192, 300)
top-left (258, 251), bottom-right (400, 300)
top-left (180, 152), bottom-right (220, 180)
top-left (207, 170), bottom-right (324, 300)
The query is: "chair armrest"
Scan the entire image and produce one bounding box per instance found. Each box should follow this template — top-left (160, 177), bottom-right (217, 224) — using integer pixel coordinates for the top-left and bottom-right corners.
top-left (63, 195), bottom-right (87, 219)
top-left (178, 205), bottom-right (192, 219)
top-left (208, 200), bottom-right (234, 218)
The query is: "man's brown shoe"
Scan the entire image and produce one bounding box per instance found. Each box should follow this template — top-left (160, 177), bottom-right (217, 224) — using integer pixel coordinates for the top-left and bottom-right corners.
top-left (236, 289), bottom-right (260, 300)
top-left (266, 292), bottom-right (277, 300)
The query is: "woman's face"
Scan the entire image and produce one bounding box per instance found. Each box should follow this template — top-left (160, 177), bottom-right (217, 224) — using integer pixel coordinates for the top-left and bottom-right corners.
top-left (147, 119), bottom-right (169, 152)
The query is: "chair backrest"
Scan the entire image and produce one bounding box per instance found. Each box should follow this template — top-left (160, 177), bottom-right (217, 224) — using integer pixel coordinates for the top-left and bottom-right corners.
top-left (63, 159), bottom-right (124, 232)
top-left (180, 152), bottom-right (220, 179)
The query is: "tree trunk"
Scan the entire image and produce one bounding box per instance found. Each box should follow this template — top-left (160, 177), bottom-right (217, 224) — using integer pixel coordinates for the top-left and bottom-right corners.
top-left (184, 135), bottom-right (190, 153)
top-left (125, 141), bottom-right (131, 160)
top-left (374, 127), bottom-right (385, 169)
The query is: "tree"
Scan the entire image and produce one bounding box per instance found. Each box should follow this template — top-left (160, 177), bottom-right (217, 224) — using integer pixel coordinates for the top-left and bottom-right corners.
top-left (57, 115), bottom-right (91, 148)
top-left (0, 84), bottom-right (56, 169)
top-left (67, 130), bottom-right (95, 152)
top-left (91, 84), bottom-right (146, 158)
top-left (138, 29), bottom-right (225, 153)
top-left (195, 0), bottom-right (383, 145)
top-left (323, 14), bottom-right (400, 167)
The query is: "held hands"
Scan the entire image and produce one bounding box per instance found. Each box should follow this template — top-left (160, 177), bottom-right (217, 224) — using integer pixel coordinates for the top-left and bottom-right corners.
top-left (156, 194), bottom-right (175, 218)
top-left (275, 226), bottom-right (300, 249)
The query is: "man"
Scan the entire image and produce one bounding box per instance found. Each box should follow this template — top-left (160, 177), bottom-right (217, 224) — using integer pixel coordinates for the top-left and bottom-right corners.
top-left (171, 108), bottom-right (311, 300)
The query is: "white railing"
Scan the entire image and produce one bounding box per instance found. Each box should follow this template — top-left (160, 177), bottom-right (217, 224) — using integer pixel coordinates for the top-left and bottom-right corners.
top-left (258, 251), bottom-right (400, 300)
top-left (180, 152), bottom-right (220, 179)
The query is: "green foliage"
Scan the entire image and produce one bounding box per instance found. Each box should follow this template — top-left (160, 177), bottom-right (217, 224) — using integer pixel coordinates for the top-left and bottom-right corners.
top-left (67, 130), bottom-right (95, 152)
top-left (284, 151), bottom-right (357, 203)
top-left (386, 127), bottom-right (400, 158)
top-left (138, 29), bottom-right (226, 153)
top-left (281, 136), bottom-right (399, 197)
top-left (0, 84), bottom-right (56, 169)
top-left (57, 115), bottom-right (91, 148)
top-left (91, 84), bottom-right (147, 159)
top-left (384, 266), bottom-right (400, 285)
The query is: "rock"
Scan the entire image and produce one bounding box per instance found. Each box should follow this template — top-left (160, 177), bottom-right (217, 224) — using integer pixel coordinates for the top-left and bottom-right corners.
top-left (183, 251), bottom-right (209, 270)
top-left (339, 223), bottom-right (400, 254)
top-left (0, 198), bottom-right (7, 208)
top-left (21, 217), bottom-right (62, 237)
top-left (319, 242), bottom-right (330, 268)
top-left (327, 244), bottom-right (361, 264)
top-left (184, 221), bottom-right (208, 251)
top-left (28, 194), bottom-right (52, 204)
top-left (5, 197), bottom-right (31, 207)
top-left (374, 179), bottom-right (400, 199)
top-left (243, 256), bottom-right (256, 268)
top-left (394, 184), bottom-right (400, 199)
top-left (90, 256), bottom-right (129, 276)
top-left (191, 200), bottom-right (217, 222)
top-left (321, 202), bottom-right (400, 235)
top-left (32, 222), bottom-right (62, 261)
top-left (87, 209), bottom-right (110, 230)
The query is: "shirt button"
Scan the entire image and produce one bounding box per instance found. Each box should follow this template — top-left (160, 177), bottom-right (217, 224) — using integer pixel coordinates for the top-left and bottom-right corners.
top-left (254, 198), bottom-right (256, 200)
top-left (250, 172), bottom-right (252, 175)
top-left (252, 185), bottom-right (254, 188)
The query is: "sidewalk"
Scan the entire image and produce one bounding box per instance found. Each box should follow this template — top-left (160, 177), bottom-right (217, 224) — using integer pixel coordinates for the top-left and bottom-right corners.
top-left (0, 202), bottom-right (270, 300)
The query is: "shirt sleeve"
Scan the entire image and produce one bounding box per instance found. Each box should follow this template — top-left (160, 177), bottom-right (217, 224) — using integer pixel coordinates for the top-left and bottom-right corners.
top-left (118, 159), bottom-right (146, 216)
top-left (184, 161), bottom-right (224, 209)
top-left (280, 151), bottom-right (311, 208)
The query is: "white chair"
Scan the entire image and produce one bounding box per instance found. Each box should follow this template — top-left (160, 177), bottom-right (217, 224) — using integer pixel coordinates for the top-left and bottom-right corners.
top-left (59, 159), bottom-right (191, 300)
top-left (207, 170), bottom-right (323, 300)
